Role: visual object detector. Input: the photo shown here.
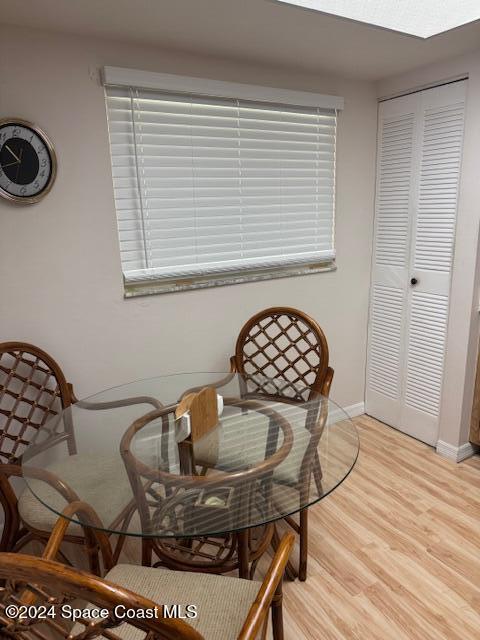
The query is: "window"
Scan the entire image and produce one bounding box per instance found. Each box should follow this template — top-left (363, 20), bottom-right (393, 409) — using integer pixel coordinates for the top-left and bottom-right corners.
top-left (104, 67), bottom-right (342, 295)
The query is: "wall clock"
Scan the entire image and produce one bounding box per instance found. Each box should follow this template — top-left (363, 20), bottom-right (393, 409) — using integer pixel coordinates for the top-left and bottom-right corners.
top-left (0, 118), bottom-right (57, 204)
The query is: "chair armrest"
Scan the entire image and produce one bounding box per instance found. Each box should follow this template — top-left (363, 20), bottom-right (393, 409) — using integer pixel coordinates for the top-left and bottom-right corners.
top-left (179, 357), bottom-right (238, 400)
top-left (0, 463), bottom-right (81, 505)
top-left (43, 501), bottom-right (114, 571)
top-left (0, 462), bottom-right (114, 572)
top-left (0, 465), bottom-right (114, 577)
top-left (13, 502), bottom-right (119, 605)
top-left (0, 554), bottom-right (203, 639)
top-left (76, 395), bottom-right (163, 411)
top-left (320, 366), bottom-right (334, 397)
top-left (18, 431), bottom-right (75, 462)
top-left (238, 532), bottom-right (295, 639)
top-left (229, 354), bottom-right (239, 373)
top-left (68, 382), bottom-right (78, 404)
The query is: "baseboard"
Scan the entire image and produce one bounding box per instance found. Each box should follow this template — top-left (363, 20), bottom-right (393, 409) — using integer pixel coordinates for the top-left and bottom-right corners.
top-left (329, 401), bottom-right (365, 424)
top-left (343, 401), bottom-right (365, 418)
top-left (436, 440), bottom-right (478, 462)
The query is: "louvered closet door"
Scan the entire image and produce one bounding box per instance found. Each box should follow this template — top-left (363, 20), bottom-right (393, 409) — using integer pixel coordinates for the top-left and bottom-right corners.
top-left (401, 81), bottom-right (466, 444)
top-left (366, 81), bottom-right (466, 446)
top-left (366, 93), bottom-right (417, 429)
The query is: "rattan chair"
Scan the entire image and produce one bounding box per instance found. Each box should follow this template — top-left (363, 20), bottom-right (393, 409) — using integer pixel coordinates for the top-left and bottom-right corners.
top-left (0, 508), bottom-right (294, 640)
top-left (195, 307), bottom-right (333, 581)
top-left (0, 341), bottom-right (161, 571)
top-left (120, 400), bottom-right (294, 578)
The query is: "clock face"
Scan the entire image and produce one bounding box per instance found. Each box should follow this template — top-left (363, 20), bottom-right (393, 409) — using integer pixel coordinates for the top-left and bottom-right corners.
top-left (0, 120), bottom-right (56, 204)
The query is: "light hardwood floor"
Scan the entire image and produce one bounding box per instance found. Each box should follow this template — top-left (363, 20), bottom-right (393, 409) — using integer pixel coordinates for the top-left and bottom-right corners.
top-left (29, 415), bottom-right (480, 639)
top-left (279, 415), bottom-right (480, 640)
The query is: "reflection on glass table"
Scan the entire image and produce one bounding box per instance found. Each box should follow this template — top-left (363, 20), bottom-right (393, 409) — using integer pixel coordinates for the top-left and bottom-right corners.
top-left (21, 373), bottom-right (358, 578)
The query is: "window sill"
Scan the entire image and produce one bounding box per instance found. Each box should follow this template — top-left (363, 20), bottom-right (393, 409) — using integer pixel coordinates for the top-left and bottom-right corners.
top-left (124, 261), bottom-right (336, 298)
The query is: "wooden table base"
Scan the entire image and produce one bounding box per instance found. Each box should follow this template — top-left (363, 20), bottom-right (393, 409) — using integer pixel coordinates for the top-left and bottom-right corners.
top-left (143, 523), bottom-right (274, 579)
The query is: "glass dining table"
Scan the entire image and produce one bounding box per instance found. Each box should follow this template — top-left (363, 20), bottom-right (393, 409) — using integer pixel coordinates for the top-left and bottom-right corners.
top-left (20, 372), bottom-right (359, 578)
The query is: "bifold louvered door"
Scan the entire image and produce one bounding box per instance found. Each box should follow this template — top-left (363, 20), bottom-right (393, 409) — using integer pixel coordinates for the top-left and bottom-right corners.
top-left (366, 80), bottom-right (466, 446)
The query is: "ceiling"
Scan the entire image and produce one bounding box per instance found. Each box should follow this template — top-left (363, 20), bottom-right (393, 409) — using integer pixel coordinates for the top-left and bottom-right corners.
top-left (1, 0), bottom-right (480, 81)
top-left (276, 1), bottom-right (480, 39)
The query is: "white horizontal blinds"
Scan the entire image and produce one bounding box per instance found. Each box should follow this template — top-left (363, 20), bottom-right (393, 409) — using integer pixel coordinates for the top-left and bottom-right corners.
top-left (105, 85), bottom-right (336, 282)
top-left (106, 87), bottom-right (144, 273)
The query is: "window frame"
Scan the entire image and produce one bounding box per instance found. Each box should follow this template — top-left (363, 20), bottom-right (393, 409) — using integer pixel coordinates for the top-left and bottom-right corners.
top-left (103, 67), bottom-right (343, 297)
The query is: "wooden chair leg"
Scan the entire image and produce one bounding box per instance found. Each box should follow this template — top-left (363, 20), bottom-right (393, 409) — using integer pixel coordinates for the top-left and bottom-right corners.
top-left (0, 474), bottom-right (19, 552)
top-left (86, 543), bottom-right (102, 576)
top-left (142, 538), bottom-right (153, 567)
top-left (237, 529), bottom-right (250, 579)
top-left (299, 508), bottom-right (308, 582)
top-left (313, 451), bottom-right (323, 494)
top-left (271, 579), bottom-right (284, 640)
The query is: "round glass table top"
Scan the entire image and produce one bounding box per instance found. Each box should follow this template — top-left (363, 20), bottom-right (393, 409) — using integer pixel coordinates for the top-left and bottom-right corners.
top-left (21, 373), bottom-right (359, 538)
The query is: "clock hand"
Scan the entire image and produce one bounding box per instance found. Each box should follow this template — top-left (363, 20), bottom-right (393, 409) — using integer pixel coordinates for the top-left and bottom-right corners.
top-left (14, 148), bottom-right (23, 183)
top-left (1, 159), bottom-right (20, 168)
top-left (5, 145), bottom-right (21, 163)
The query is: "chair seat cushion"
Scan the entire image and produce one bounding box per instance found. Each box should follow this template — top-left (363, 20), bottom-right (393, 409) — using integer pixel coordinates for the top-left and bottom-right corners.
top-left (98, 564), bottom-right (260, 640)
top-left (18, 454), bottom-right (133, 537)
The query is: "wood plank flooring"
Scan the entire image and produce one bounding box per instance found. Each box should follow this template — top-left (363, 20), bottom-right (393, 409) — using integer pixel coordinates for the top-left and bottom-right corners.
top-left (279, 415), bottom-right (480, 640)
top-left (26, 415), bottom-right (480, 639)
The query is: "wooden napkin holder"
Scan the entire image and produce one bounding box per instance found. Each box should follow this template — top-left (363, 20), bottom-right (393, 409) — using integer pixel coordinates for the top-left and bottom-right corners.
top-left (175, 386), bottom-right (219, 475)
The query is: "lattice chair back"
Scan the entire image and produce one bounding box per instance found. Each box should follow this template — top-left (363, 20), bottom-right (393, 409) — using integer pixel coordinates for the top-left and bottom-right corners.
top-left (0, 553), bottom-right (202, 640)
top-left (0, 342), bottom-right (74, 464)
top-left (233, 307), bottom-right (330, 403)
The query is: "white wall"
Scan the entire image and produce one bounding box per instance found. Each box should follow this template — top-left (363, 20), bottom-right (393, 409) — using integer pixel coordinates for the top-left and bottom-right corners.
top-left (0, 26), bottom-right (377, 408)
top-left (377, 51), bottom-right (480, 449)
